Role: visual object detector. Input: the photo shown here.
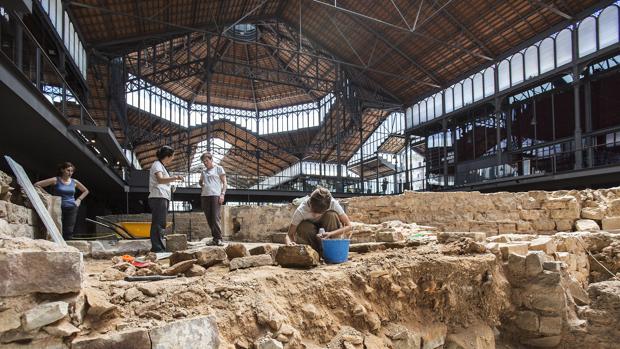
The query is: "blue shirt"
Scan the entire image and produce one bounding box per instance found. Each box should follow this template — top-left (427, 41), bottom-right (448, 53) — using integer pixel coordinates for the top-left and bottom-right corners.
top-left (55, 177), bottom-right (76, 208)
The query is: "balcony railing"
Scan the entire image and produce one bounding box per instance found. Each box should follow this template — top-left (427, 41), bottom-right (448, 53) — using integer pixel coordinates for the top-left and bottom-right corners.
top-left (0, 10), bottom-right (96, 126)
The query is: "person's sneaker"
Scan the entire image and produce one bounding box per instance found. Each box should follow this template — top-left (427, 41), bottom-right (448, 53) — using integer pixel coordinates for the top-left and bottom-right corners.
top-left (208, 239), bottom-right (225, 246)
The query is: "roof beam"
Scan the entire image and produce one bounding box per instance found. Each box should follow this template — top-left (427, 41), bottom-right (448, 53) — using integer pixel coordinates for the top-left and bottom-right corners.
top-left (308, 0), bottom-right (492, 61)
top-left (531, 0), bottom-right (573, 20)
top-left (429, 0), bottom-right (496, 59)
top-left (351, 16), bottom-right (442, 86)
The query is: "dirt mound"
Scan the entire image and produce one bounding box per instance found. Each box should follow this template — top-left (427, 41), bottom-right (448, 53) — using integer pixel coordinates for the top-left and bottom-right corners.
top-left (83, 245), bottom-right (510, 347)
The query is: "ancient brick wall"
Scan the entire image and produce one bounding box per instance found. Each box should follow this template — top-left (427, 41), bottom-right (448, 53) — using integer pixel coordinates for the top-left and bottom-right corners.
top-left (0, 170), bottom-right (61, 239)
top-left (343, 188), bottom-right (620, 236)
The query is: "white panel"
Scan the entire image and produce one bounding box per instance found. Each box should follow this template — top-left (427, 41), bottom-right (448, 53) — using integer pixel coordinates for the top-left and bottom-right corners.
top-left (579, 17), bottom-right (597, 57)
top-left (483, 67), bottom-right (495, 97)
top-left (510, 54), bottom-right (524, 85)
top-left (599, 6), bottom-right (619, 49)
top-left (473, 73), bottom-right (483, 101)
top-left (454, 83), bottom-right (463, 109)
top-left (463, 78), bottom-right (473, 105)
top-left (445, 87), bottom-right (454, 112)
top-left (426, 99), bottom-right (434, 120)
top-left (524, 46), bottom-right (538, 79)
top-left (413, 104), bottom-right (420, 126)
top-left (434, 94), bottom-right (442, 117)
top-left (498, 60), bottom-right (510, 90)
top-left (539, 38), bottom-right (555, 73)
top-left (556, 29), bottom-right (572, 66)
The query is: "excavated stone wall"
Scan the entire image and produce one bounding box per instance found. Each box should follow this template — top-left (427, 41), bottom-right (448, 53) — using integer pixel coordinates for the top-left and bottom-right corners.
top-left (0, 170), bottom-right (61, 239)
top-left (344, 189), bottom-right (620, 235)
top-left (222, 188), bottom-right (620, 242)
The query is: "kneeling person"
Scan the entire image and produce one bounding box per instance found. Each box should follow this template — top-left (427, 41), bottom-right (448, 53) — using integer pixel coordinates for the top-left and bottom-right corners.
top-left (285, 187), bottom-right (352, 255)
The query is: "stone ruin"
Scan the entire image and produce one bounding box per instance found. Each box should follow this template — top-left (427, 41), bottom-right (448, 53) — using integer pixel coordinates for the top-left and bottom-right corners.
top-left (0, 168), bottom-right (619, 349)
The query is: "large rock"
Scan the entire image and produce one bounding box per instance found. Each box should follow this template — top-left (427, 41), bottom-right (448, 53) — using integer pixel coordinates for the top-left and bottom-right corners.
top-left (22, 301), bottom-right (69, 331)
top-left (581, 207), bottom-right (605, 220)
top-left (229, 255), bottom-right (273, 271)
top-left (165, 234), bottom-right (187, 252)
top-left (71, 329), bottom-right (151, 349)
top-left (170, 247), bottom-right (227, 268)
top-left (602, 216), bottom-right (620, 230)
top-left (0, 239), bottom-right (83, 296)
top-left (385, 324), bottom-right (420, 349)
top-left (162, 259), bottom-right (196, 276)
top-left (499, 243), bottom-right (529, 260)
top-left (514, 311), bottom-right (539, 332)
top-left (195, 247), bottom-right (228, 267)
top-left (256, 339), bottom-right (283, 349)
top-left (66, 241), bottom-right (91, 257)
top-left (149, 316), bottom-right (220, 349)
top-left (84, 288), bottom-right (117, 317)
top-left (43, 319), bottom-right (80, 337)
top-left (249, 244), bottom-right (274, 256)
top-left (528, 237), bottom-right (556, 254)
top-left (376, 231), bottom-right (405, 242)
top-left (225, 243), bottom-right (250, 259)
top-left (525, 251), bottom-right (544, 277)
top-left (575, 219), bottom-right (600, 231)
top-left (275, 245), bottom-right (319, 268)
top-left (0, 309), bottom-right (21, 333)
top-left (116, 240), bottom-right (152, 254)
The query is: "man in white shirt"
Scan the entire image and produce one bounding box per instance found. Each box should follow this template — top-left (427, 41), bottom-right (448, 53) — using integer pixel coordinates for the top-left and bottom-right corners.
top-left (285, 187), bottom-right (352, 255)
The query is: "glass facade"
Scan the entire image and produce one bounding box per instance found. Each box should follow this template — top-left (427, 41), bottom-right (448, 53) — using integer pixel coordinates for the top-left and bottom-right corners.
top-left (407, 3), bottom-right (620, 128)
top-left (38, 0), bottom-right (87, 78)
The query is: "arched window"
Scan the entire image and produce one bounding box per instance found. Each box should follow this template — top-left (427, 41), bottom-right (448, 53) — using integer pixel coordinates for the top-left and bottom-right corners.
top-left (599, 6), bottom-right (619, 49)
top-left (454, 83), bottom-right (463, 109)
top-left (524, 46), bottom-right (539, 79)
top-left (426, 98), bottom-right (434, 119)
top-left (413, 104), bottom-right (420, 126)
top-left (405, 107), bottom-right (413, 128)
top-left (510, 53), bottom-right (524, 85)
top-left (539, 38), bottom-right (555, 73)
top-left (556, 29), bottom-right (572, 66)
top-left (463, 78), bottom-right (473, 105)
top-left (420, 101), bottom-right (427, 123)
top-left (445, 86), bottom-right (454, 113)
top-left (498, 60), bottom-right (510, 91)
top-left (578, 17), bottom-right (597, 57)
top-left (434, 93), bottom-right (443, 117)
top-left (483, 67), bottom-right (495, 97)
top-left (473, 73), bottom-right (484, 101)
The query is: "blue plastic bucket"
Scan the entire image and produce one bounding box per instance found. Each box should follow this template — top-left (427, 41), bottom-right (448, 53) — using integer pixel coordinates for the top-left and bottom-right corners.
top-left (322, 239), bottom-right (350, 264)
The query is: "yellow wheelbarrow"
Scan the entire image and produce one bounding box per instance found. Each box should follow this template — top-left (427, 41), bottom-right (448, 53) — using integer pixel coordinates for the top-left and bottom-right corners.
top-left (86, 218), bottom-right (172, 239)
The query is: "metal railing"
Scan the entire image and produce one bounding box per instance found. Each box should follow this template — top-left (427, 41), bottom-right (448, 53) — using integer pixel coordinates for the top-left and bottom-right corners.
top-left (0, 11), bottom-right (96, 126)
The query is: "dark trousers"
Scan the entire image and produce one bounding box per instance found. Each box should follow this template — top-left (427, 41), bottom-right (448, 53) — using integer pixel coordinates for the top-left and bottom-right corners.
top-left (201, 196), bottom-right (222, 241)
top-left (149, 198), bottom-right (169, 252)
top-left (296, 211), bottom-right (341, 255)
top-left (61, 206), bottom-right (78, 240)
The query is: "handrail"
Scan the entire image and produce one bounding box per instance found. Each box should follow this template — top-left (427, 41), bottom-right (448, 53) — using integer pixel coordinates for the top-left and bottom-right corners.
top-left (8, 11), bottom-right (96, 126)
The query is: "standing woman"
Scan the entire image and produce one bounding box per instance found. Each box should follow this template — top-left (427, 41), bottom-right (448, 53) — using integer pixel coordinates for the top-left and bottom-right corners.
top-left (149, 146), bottom-right (183, 253)
top-left (199, 152), bottom-right (227, 246)
top-left (34, 162), bottom-right (89, 240)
